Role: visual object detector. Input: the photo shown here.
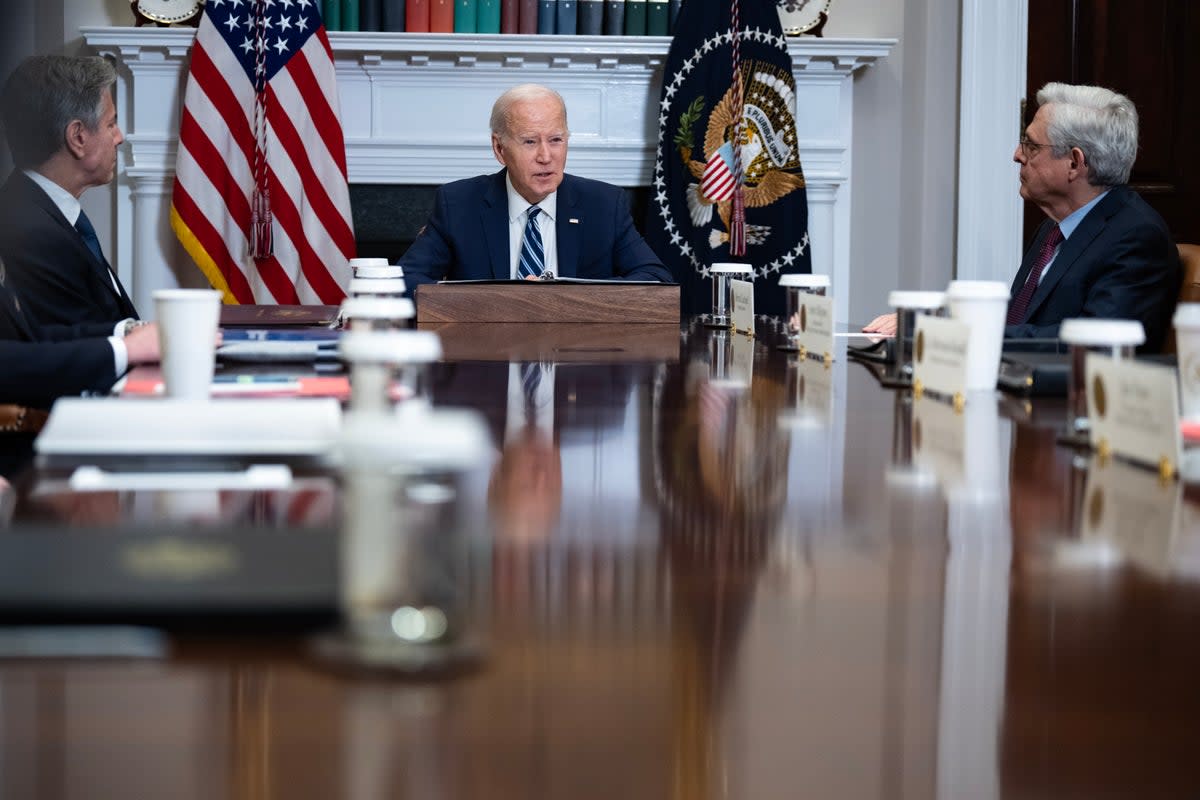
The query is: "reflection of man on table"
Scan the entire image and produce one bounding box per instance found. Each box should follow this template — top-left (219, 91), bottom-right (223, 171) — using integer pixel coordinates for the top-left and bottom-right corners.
top-left (488, 362), bottom-right (562, 544)
top-left (400, 84), bottom-right (672, 288)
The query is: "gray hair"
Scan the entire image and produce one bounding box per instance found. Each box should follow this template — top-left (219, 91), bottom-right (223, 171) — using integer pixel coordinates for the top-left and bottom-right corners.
top-left (489, 84), bottom-right (568, 137)
top-left (1035, 82), bottom-right (1138, 187)
top-left (0, 55), bottom-right (117, 168)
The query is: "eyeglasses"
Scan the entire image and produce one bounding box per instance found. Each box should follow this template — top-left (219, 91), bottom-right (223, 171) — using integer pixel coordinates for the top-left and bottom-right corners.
top-left (1018, 135), bottom-right (1053, 159)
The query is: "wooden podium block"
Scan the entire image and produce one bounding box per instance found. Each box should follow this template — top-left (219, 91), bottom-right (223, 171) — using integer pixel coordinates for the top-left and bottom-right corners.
top-left (415, 283), bottom-right (680, 324)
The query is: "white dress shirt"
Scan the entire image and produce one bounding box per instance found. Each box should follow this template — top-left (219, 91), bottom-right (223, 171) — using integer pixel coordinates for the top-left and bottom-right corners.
top-left (505, 174), bottom-right (558, 279)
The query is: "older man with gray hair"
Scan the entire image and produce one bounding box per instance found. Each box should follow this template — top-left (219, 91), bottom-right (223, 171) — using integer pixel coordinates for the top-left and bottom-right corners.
top-left (401, 83), bottom-right (671, 289)
top-left (867, 82), bottom-right (1179, 351)
top-left (0, 55), bottom-right (139, 329)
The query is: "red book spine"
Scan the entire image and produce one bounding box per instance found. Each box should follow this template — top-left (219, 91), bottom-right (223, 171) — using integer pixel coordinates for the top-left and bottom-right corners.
top-left (406, 0), bottom-right (430, 30)
top-left (430, 0), bottom-right (454, 30)
top-left (518, 0), bottom-right (537, 32)
top-left (501, 0), bottom-right (519, 32)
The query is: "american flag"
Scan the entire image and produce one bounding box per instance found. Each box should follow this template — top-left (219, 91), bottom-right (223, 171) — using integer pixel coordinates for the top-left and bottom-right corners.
top-left (700, 142), bottom-right (736, 203)
top-left (171, 0), bottom-right (354, 305)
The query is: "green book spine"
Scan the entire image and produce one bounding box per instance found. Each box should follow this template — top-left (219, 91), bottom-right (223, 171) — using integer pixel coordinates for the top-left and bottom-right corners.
top-left (322, 0), bottom-right (341, 30)
top-left (455, 0), bottom-right (478, 31)
top-left (646, 0), bottom-right (667, 34)
top-left (340, 0), bottom-right (360, 29)
top-left (623, 0), bottom-right (646, 35)
top-left (478, 0), bottom-right (501, 32)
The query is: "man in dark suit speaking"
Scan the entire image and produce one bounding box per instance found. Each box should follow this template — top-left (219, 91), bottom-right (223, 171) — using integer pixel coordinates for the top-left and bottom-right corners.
top-left (0, 55), bottom-right (139, 328)
top-left (866, 82), bottom-right (1179, 351)
top-left (400, 84), bottom-right (672, 288)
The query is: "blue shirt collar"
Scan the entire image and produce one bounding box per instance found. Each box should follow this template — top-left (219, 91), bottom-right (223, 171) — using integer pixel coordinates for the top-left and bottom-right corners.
top-left (1058, 189), bottom-right (1110, 240)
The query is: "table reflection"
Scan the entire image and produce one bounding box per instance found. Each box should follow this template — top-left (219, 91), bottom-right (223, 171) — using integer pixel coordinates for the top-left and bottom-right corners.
top-left (0, 320), bottom-right (1199, 797)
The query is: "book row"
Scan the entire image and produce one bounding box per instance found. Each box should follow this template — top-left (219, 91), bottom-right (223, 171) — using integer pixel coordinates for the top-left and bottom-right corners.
top-left (321, 0), bottom-right (684, 35)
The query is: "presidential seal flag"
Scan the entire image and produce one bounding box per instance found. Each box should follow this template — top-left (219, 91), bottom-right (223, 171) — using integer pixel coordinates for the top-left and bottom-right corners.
top-left (171, 0), bottom-right (354, 305)
top-left (646, 0), bottom-right (811, 316)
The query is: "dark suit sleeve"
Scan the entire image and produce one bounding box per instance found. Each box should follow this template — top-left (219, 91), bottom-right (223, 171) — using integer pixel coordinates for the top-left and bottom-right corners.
top-left (609, 190), bottom-right (673, 283)
top-left (399, 186), bottom-right (456, 291)
top-left (0, 339), bottom-right (117, 409)
top-left (38, 320), bottom-right (119, 342)
top-left (1005, 217), bottom-right (1180, 348)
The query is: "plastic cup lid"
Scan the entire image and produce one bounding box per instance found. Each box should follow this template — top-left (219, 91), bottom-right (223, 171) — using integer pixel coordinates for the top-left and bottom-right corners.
top-left (348, 257), bottom-right (391, 268)
top-left (349, 277), bottom-right (407, 295)
top-left (153, 288), bottom-right (221, 302)
top-left (710, 263), bottom-right (753, 274)
top-left (887, 290), bottom-right (945, 309)
top-left (1174, 302), bottom-right (1200, 328)
top-left (1059, 318), bottom-right (1145, 346)
top-left (353, 265), bottom-right (404, 279)
top-left (779, 273), bottom-right (830, 288)
top-left (945, 280), bottom-right (1009, 300)
top-left (339, 329), bottom-right (442, 364)
top-left (341, 408), bottom-right (489, 470)
top-left (340, 297), bottom-right (415, 321)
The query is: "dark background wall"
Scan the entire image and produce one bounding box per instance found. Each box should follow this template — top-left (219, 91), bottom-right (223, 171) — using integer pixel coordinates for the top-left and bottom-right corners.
top-left (1025, 0), bottom-right (1199, 245)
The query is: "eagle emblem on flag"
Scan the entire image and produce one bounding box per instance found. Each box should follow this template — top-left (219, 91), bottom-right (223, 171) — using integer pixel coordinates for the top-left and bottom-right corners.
top-left (678, 62), bottom-right (806, 252)
top-left (647, 1), bottom-right (812, 317)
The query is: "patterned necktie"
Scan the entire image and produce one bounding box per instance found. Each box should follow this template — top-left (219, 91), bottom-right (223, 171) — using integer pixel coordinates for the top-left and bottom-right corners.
top-left (1007, 224), bottom-right (1064, 325)
top-left (74, 209), bottom-right (110, 269)
top-left (517, 206), bottom-right (545, 279)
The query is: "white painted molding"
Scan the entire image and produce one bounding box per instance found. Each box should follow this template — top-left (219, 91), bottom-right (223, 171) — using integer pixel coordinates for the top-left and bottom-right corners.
top-left (956, 1), bottom-right (1028, 284)
top-left (83, 28), bottom-right (893, 320)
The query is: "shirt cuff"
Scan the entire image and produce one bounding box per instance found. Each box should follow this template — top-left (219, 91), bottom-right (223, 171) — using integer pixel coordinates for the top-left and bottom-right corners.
top-left (113, 318), bottom-right (133, 338)
top-left (108, 336), bottom-right (129, 376)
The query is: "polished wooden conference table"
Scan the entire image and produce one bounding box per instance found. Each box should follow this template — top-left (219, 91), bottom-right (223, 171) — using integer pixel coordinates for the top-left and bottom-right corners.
top-left (1, 317), bottom-right (1198, 799)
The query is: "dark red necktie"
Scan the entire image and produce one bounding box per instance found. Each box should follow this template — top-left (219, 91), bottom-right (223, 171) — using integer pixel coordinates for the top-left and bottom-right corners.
top-left (1007, 225), bottom-right (1063, 324)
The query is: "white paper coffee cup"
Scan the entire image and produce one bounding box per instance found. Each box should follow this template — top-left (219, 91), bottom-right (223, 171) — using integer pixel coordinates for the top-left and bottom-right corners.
top-left (945, 280), bottom-right (1009, 392)
top-left (153, 289), bottom-right (222, 400)
top-left (1175, 303), bottom-right (1200, 417)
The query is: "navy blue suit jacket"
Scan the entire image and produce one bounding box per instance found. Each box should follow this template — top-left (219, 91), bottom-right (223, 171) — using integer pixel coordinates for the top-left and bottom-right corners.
top-left (1006, 184), bottom-right (1179, 351)
top-left (400, 171), bottom-right (672, 288)
top-left (0, 171), bottom-right (139, 328)
top-left (0, 261), bottom-right (118, 409)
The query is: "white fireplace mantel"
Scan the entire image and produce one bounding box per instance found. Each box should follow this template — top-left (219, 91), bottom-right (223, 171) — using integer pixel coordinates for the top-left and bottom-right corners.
top-left (83, 28), bottom-right (893, 320)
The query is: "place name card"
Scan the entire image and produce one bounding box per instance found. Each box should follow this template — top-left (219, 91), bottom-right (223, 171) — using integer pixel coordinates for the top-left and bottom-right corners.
top-left (1086, 354), bottom-right (1182, 477)
top-left (911, 315), bottom-right (970, 407)
top-left (730, 278), bottom-right (755, 335)
top-left (1080, 457), bottom-right (1181, 578)
top-left (792, 293), bottom-right (834, 363)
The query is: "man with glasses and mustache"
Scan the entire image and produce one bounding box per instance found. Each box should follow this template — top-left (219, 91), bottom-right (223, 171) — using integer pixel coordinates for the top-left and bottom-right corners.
top-left (866, 83), bottom-right (1179, 351)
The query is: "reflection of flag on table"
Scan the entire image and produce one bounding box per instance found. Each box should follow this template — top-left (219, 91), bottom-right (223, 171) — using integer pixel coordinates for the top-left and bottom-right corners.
top-left (646, 0), bottom-right (811, 316)
top-left (171, 0), bottom-right (354, 305)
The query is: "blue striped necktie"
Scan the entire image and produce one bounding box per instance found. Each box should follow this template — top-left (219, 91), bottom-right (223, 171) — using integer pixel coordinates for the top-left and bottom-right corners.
top-left (517, 206), bottom-right (545, 279)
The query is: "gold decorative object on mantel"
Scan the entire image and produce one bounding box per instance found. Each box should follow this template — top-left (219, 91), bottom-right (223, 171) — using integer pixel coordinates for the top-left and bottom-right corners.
top-left (778, 0), bottom-right (832, 37)
top-left (130, 0), bottom-right (204, 27)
